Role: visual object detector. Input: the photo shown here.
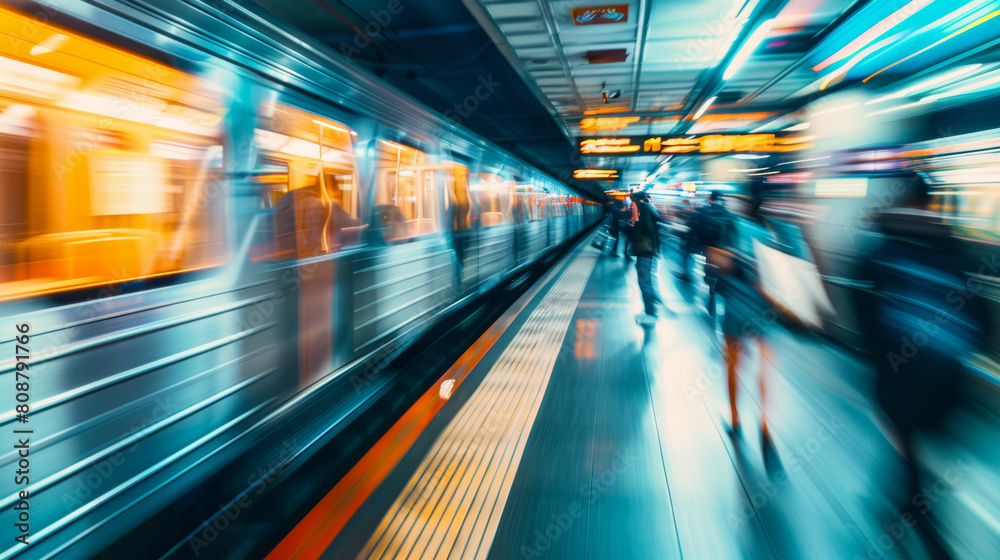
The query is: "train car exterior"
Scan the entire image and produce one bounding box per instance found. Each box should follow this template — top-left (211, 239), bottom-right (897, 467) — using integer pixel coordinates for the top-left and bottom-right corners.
top-left (0, 1), bottom-right (602, 558)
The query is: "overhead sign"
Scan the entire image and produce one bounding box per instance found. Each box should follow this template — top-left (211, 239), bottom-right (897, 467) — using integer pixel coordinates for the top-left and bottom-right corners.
top-left (578, 134), bottom-right (812, 156)
top-left (574, 168), bottom-right (619, 180)
top-left (579, 116), bottom-right (640, 131)
top-left (572, 5), bottom-right (628, 26)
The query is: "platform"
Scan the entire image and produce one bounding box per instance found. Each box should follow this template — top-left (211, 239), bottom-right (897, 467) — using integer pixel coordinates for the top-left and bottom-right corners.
top-left (270, 234), bottom-right (999, 560)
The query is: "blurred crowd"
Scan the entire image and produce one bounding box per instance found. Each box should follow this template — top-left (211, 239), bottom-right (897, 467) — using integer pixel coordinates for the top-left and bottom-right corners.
top-left (599, 165), bottom-right (996, 559)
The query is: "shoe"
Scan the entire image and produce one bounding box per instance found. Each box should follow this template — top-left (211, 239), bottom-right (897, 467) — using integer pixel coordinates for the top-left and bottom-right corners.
top-left (726, 419), bottom-right (741, 439)
top-left (761, 429), bottom-right (782, 475)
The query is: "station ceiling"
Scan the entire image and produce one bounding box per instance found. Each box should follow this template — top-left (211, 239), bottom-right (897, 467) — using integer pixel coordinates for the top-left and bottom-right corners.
top-left (252, 0), bottom-right (1000, 196)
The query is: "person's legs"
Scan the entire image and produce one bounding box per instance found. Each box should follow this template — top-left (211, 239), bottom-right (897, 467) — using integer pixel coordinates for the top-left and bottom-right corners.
top-left (900, 430), bottom-right (954, 559)
top-left (648, 255), bottom-right (664, 307)
top-left (725, 333), bottom-right (742, 431)
top-left (757, 337), bottom-right (771, 439)
top-left (707, 279), bottom-right (717, 315)
top-left (676, 240), bottom-right (691, 279)
top-left (610, 228), bottom-right (620, 255)
top-left (636, 256), bottom-right (656, 315)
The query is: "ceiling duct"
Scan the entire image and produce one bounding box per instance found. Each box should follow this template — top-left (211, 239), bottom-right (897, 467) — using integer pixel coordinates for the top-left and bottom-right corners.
top-left (585, 48), bottom-right (628, 64)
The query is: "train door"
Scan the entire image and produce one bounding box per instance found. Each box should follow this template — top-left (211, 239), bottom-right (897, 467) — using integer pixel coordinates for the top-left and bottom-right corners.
top-left (353, 139), bottom-right (454, 355)
top-left (250, 103), bottom-right (360, 387)
top-left (469, 170), bottom-right (515, 290)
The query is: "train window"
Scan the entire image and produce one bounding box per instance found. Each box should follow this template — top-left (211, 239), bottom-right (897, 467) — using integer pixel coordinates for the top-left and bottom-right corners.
top-left (470, 173), bottom-right (512, 227)
top-left (374, 140), bottom-right (442, 241)
top-left (0, 6), bottom-right (227, 299)
top-left (513, 185), bottom-right (542, 222)
top-left (253, 104), bottom-right (360, 260)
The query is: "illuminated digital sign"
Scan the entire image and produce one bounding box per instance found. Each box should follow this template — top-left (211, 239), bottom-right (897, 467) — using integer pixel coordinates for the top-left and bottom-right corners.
top-left (574, 168), bottom-right (620, 180)
top-left (572, 5), bottom-right (628, 26)
top-left (579, 116), bottom-right (640, 131)
top-left (578, 134), bottom-right (813, 156)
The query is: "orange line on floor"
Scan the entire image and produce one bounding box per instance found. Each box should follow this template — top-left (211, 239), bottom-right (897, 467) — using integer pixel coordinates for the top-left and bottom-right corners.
top-left (266, 324), bottom-right (504, 560)
top-left (266, 245), bottom-right (580, 560)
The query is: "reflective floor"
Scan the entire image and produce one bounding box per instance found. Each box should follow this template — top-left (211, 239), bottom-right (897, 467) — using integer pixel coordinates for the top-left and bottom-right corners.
top-left (289, 235), bottom-right (1000, 560)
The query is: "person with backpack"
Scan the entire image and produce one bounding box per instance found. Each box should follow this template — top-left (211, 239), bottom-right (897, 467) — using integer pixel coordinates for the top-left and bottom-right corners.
top-left (630, 191), bottom-right (667, 324)
top-left (610, 200), bottom-right (632, 258)
top-left (673, 197), bottom-right (698, 280)
top-left (692, 191), bottom-right (732, 314)
top-left (858, 171), bottom-right (988, 559)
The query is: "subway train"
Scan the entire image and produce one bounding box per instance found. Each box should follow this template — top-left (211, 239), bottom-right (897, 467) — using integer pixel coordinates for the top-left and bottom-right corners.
top-left (0, 1), bottom-right (601, 558)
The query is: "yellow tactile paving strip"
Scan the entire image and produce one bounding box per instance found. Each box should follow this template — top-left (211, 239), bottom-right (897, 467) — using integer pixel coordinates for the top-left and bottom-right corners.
top-left (360, 254), bottom-right (596, 560)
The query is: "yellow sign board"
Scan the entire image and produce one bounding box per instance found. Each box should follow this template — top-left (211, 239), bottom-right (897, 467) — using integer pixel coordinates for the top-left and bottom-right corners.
top-left (579, 134), bottom-right (812, 155)
top-left (574, 168), bottom-right (619, 180)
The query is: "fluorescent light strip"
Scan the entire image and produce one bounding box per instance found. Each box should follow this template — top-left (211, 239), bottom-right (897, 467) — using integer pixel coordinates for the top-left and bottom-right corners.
top-left (929, 190), bottom-right (983, 195)
top-left (923, 72), bottom-right (1000, 100)
top-left (778, 156), bottom-right (830, 166)
top-left (752, 117), bottom-right (785, 133)
top-left (311, 119), bottom-right (352, 134)
top-left (865, 100), bottom-right (929, 117)
top-left (867, 64), bottom-right (982, 105)
top-left (723, 19), bottom-right (775, 81)
top-left (864, 5), bottom-right (1000, 83)
top-left (819, 36), bottom-right (896, 91)
top-left (726, 0), bottom-right (752, 21)
top-left (813, 0), bottom-right (933, 72)
top-left (812, 102), bottom-right (859, 116)
top-left (693, 96), bottom-right (717, 119)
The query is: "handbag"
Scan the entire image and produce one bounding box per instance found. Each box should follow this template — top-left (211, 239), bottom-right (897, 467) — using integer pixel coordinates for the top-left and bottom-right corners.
top-left (704, 246), bottom-right (736, 276)
top-left (592, 227), bottom-right (612, 250)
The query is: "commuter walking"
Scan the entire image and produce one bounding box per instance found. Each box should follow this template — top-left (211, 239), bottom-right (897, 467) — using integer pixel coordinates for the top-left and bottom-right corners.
top-left (630, 192), bottom-right (666, 324)
top-left (691, 191), bottom-right (732, 315)
top-left (673, 198), bottom-right (697, 280)
top-left (610, 201), bottom-right (632, 258)
top-left (707, 182), bottom-right (777, 446)
top-left (859, 171), bottom-right (987, 560)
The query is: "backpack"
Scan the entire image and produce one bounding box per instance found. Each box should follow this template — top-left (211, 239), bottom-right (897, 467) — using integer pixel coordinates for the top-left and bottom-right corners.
top-left (629, 201), bottom-right (658, 256)
top-left (693, 204), bottom-right (730, 247)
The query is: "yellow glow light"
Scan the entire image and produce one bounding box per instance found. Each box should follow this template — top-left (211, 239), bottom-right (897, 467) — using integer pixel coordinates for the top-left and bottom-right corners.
top-left (579, 116), bottom-right (640, 131)
top-left (574, 168), bottom-right (619, 179)
top-left (579, 138), bottom-right (641, 154)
